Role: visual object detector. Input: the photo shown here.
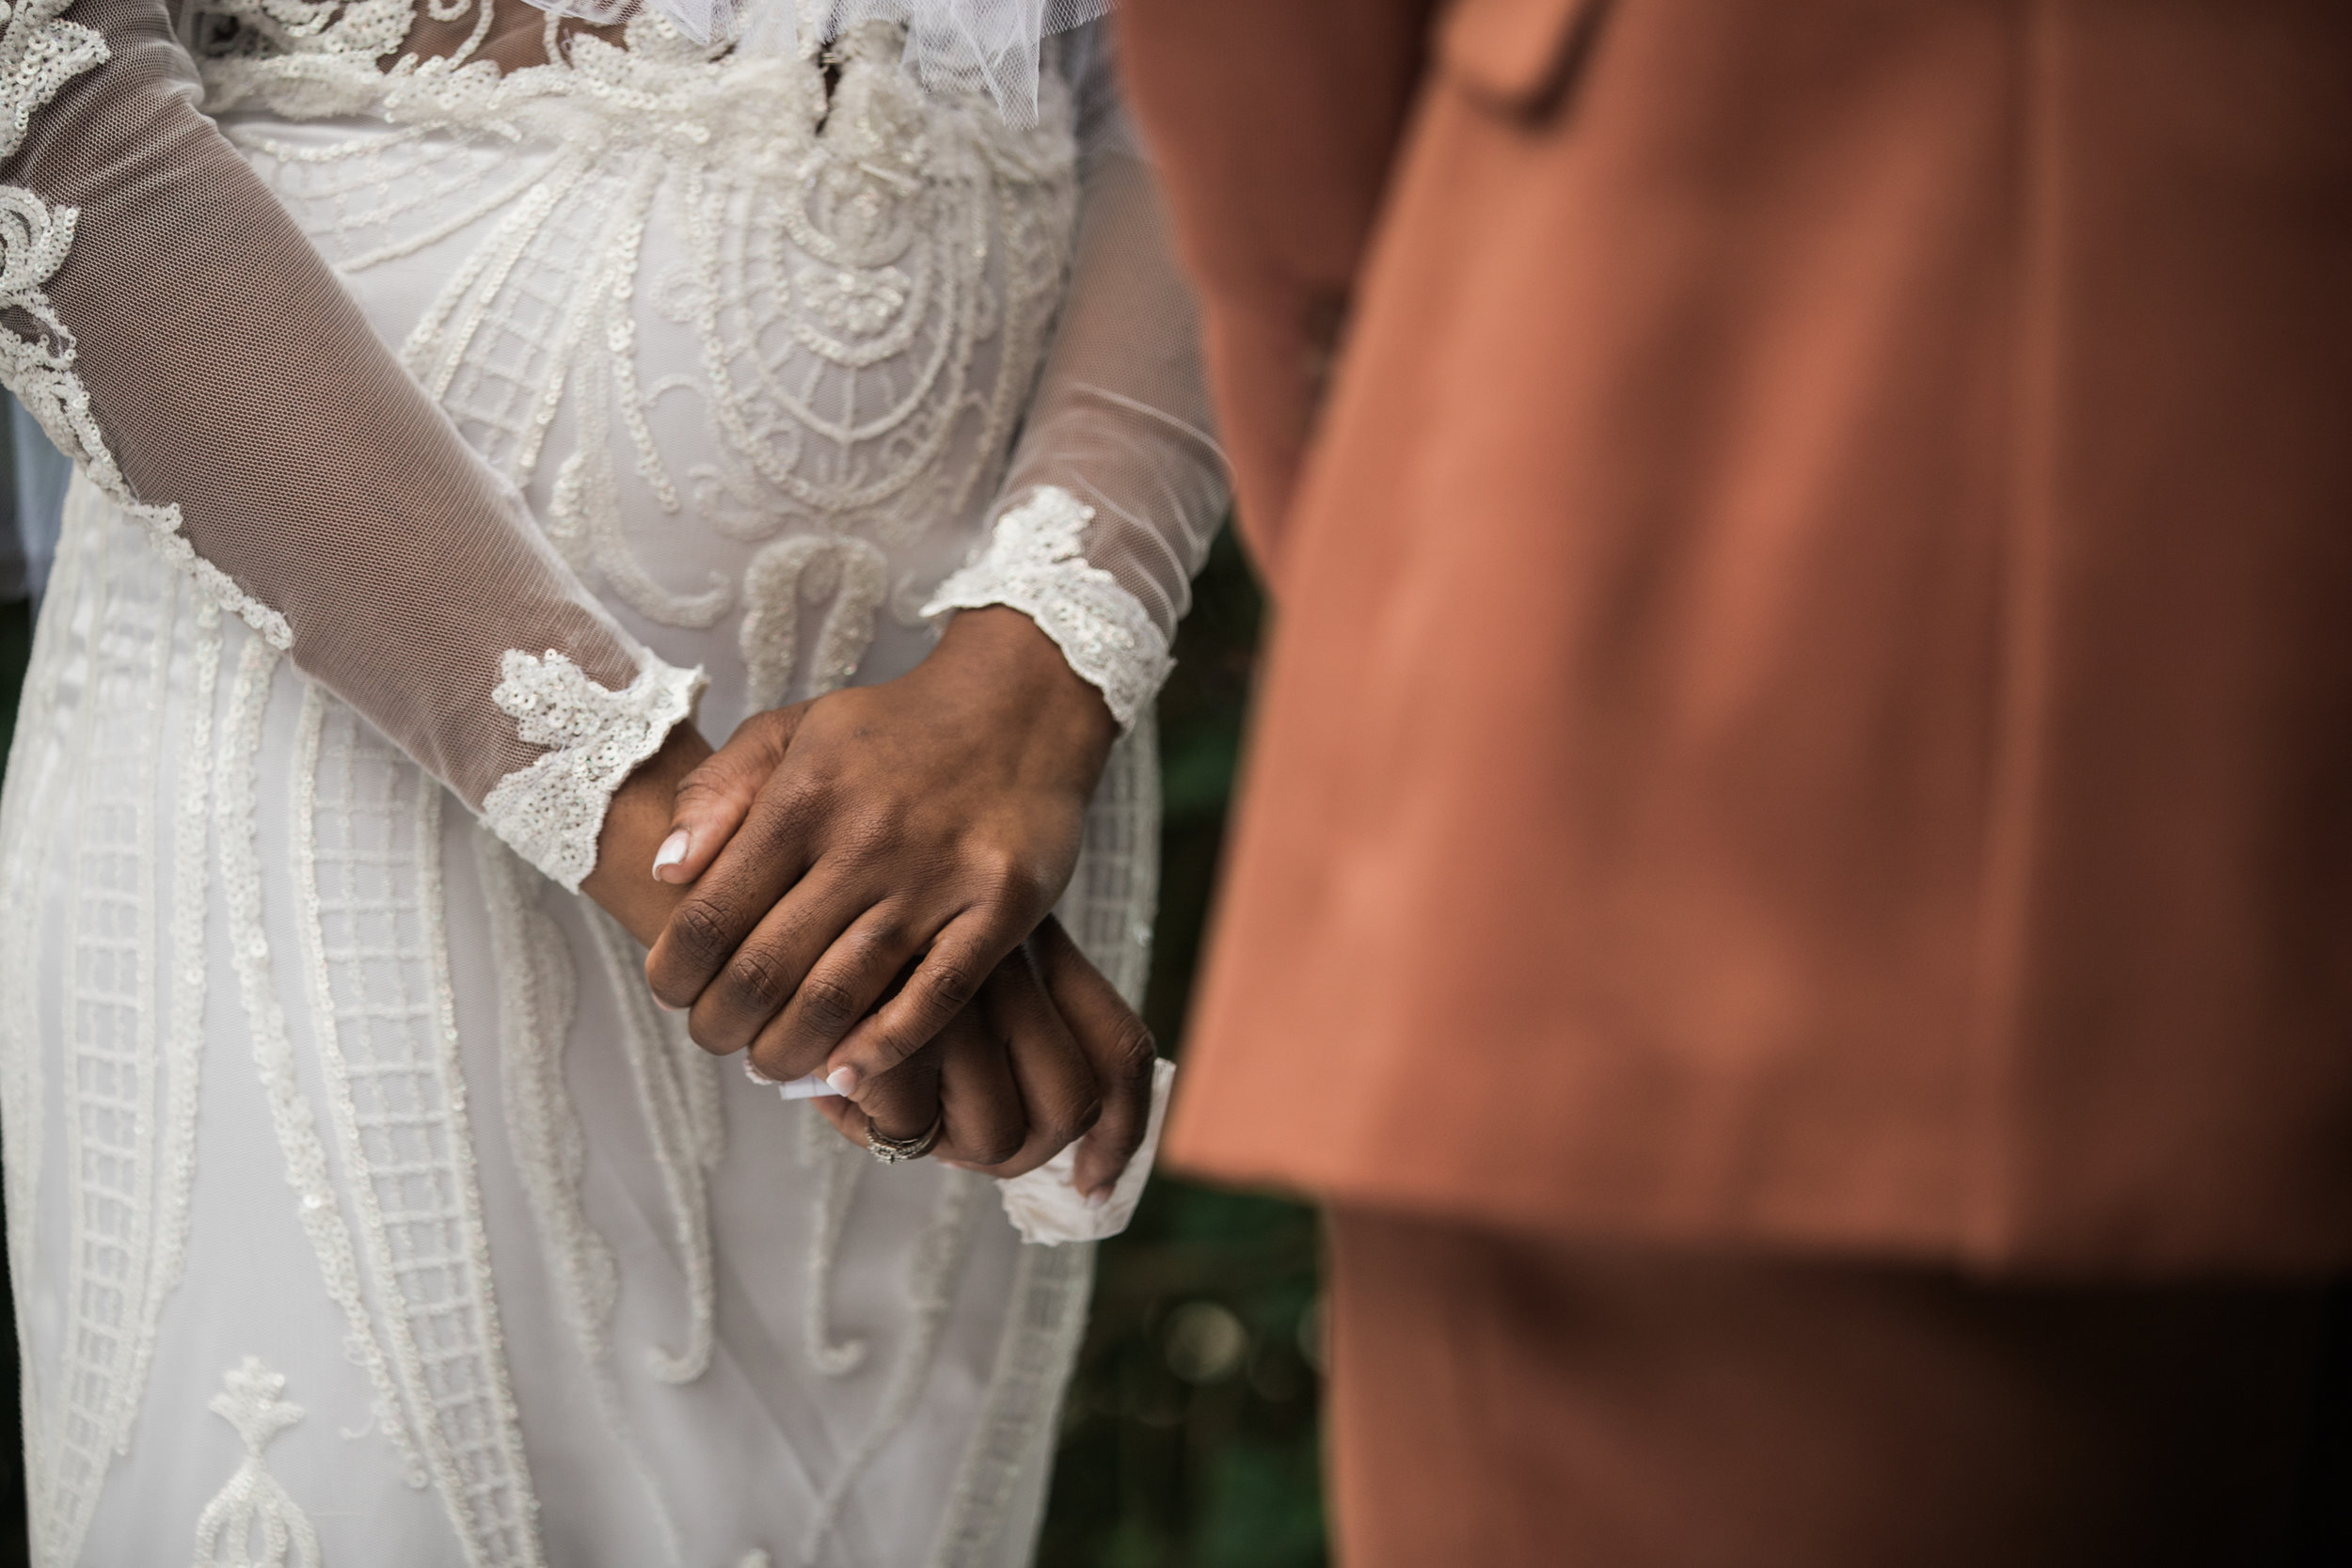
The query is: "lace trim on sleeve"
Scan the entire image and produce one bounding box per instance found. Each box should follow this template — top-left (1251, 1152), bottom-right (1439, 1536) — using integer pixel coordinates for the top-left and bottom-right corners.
top-left (481, 649), bottom-right (706, 891)
top-left (0, 3), bottom-right (295, 646)
top-left (0, 0), bottom-right (108, 158)
top-left (0, 188), bottom-right (296, 648)
top-left (919, 484), bottom-right (1170, 732)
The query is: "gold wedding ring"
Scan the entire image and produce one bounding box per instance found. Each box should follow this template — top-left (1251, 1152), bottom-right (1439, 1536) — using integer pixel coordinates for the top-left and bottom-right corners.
top-left (865, 1108), bottom-right (946, 1164)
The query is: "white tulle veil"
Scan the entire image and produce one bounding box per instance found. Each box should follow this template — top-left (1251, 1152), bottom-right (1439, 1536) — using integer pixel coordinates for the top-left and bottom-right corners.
top-left (516, 0), bottom-right (1114, 118)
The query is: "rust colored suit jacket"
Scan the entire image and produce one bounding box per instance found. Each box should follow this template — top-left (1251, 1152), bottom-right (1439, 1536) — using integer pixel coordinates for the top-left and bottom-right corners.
top-left (1120, 0), bottom-right (2352, 1274)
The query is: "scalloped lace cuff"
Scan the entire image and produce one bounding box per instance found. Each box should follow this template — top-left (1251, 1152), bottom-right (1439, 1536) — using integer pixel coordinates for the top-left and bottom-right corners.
top-left (482, 650), bottom-right (706, 892)
top-left (919, 486), bottom-right (1171, 732)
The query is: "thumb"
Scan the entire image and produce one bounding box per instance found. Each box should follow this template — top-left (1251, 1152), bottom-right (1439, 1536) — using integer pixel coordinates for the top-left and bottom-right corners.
top-left (652, 704), bottom-right (808, 884)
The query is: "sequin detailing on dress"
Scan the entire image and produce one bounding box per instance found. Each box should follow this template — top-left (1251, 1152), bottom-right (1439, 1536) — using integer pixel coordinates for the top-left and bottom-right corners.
top-left (481, 650), bottom-right (706, 891)
top-left (192, 1359), bottom-right (323, 1568)
top-left (0, 185), bottom-right (293, 649)
top-left (923, 484), bottom-right (1172, 732)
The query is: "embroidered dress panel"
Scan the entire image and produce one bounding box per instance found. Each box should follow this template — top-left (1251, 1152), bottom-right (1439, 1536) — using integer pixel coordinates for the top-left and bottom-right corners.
top-left (294, 693), bottom-right (544, 1567)
top-left (48, 509), bottom-right (171, 1568)
top-left (0, 3), bottom-right (1219, 1561)
top-left (193, 1359), bottom-right (323, 1568)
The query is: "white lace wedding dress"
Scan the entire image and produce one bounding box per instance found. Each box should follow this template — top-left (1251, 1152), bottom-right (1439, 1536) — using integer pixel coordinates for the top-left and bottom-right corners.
top-left (0, 0), bottom-right (1225, 1562)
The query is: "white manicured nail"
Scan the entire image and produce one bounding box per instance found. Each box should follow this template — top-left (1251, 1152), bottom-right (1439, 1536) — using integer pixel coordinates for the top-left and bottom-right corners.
top-left (826, 1066), bottom-right (860, 1098)
top-left (742, 1057), bottom-right (778, 1086)
top-left (651, 829), bottom-right (690, 880)
top-left (778, 1072), bottom-right (838, 1100)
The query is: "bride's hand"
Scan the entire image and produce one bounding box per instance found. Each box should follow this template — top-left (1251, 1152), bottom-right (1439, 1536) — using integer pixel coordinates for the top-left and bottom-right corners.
top-left (641, 606), bottom-right (1116, 1092)
top-left (821, 916), bottom-right (1158, 1195)
top-left (581, 715), bottom-right (1154, 1198)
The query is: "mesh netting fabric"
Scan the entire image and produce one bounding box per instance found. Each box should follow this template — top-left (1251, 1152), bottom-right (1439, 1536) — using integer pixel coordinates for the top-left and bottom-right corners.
top-left (1, 0), bottom-right (1219, 873)
top-left (914, 29), bottom-right (1226, 727)
top-left (2, 0), bottom-right (682, 819)
top-left (991, 150), bottom-right (1224, 640)
top-left (975, 23), bottom-right (1225, 658)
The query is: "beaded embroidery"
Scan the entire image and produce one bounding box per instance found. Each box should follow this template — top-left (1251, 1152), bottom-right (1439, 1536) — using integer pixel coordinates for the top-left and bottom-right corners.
top-left (0, 186), bottom-right (293, 650)
top-left (36, 505), bottom-right (169, 1568)
top-left (215, 633), bottom-right (430, 1490)
top-left (923, 484), bottom-right (1171, 732)
top-left (192, 1359), bottom-right (323, 1568)
top-left (481, 650), bottom-right (705, 891)
top-left (294, 692), bottom-right (546, 1568)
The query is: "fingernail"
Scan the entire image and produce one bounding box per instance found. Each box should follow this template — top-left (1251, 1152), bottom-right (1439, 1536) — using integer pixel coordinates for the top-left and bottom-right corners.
top-left (825, 1065), bottom-right (860, 1098)
top-left (651, 829), bottom-right (690, 881)
top-left (743, 1057), bottom-right (777, 1086)
top-left (1085, 1187), bottom-right (1111, 1209)
top-left (654, 995), bottom-right (682, 1013)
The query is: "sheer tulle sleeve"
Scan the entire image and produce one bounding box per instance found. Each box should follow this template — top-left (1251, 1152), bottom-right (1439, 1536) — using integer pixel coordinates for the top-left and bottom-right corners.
top-left (0, 0), bottom-right (701, 890)
top-left (922, 24), bottom-right (1228, 731)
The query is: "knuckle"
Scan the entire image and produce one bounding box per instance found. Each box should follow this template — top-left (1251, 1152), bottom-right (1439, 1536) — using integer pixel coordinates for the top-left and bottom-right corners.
top-left (1111, 1025), bottom-right (1159, 1085)
top-left (671, 768), bottom-right (728, 807)
top-left (969, 848), bottom-right (1041, 911)
top-left (1042, 1091), bottom-right (1103, 1147)
top-left (744, 789), bottom-right (818, 859)
top-left (793, 975), bottom-right (862, 1037)
top-left (918, 957), bottom-right (982, 1020)
top-left (667, 901), bottom-right (734, 968)
top-left (969, 1126), bottom-right (1025, 1167)
top-left (721, 949), bottom-right (793, 1014)
top-left (840, 808), bottom-right (909, 864)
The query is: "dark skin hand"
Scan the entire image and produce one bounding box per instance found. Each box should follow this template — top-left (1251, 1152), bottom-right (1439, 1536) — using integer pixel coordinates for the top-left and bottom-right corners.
top-left (585, 611), bottom-right (1155, 1197)
top-left (638, 607), bottom-right (1155, 1198)
top-left (805, 915), bottom-right (1153, 1191)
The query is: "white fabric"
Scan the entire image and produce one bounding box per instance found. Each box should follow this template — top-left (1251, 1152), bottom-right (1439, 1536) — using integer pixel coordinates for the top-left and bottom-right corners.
top-left (996, 1056), bottom-right (1173, 1245)
top-left (0, 12), bottom-right (1216, 1567)
top-left (922, 486), bottom-right (1170, 732)
top-left (512, 0), bottom-right (1114, 122)
top-left (0, 0), bottom-right (712, 887)
top-left (770, 1055), bottom-right (1174, 1245)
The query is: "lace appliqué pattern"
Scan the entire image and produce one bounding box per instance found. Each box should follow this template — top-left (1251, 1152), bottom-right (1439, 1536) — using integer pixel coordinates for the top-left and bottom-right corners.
top-left (214, 15), bottom-right (1081, 687)
top-left (216, 634), bottom-right (431, 1492)
top-left (481, 650), bottom-right (704, 891)
top-left (584, 910), bottom-right (722, 1384)
top-left (0, 164), bottom-right (292, 649)
top-left (193, 1358), bottom-right (323, 1568)
top-left (475, 832), bottom-right (691, 1565)
top-left (921, 484), bottom-right (1168, 732)
top-left (739, 534), bottom-right (889, 709)
top-left (0, 0), bottom-right (106, 151)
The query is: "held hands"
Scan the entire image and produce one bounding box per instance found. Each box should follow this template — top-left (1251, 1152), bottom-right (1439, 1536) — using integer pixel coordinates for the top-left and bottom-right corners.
top-left (593, 608), bottom-right (1154, 1197)
top-left (802, 913), bottom-right (1154, 1196)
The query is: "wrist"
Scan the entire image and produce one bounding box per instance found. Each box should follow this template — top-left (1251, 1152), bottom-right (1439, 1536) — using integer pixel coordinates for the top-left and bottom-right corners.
top-left (582, 723), bottom-right (713, 943)
top-left (932, 606), bottom-right (1118, 792)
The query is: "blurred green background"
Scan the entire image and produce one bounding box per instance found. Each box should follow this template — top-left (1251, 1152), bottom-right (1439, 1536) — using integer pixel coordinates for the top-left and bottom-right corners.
top-left (0, 525), bottom-right (1322, 1567)
top-left (1033, 531), bottom-right (1327, 1568)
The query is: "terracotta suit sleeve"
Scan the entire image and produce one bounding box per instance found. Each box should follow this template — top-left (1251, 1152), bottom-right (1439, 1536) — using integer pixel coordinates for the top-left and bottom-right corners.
top-left (1113, 0), bottom-right (1438, 590)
